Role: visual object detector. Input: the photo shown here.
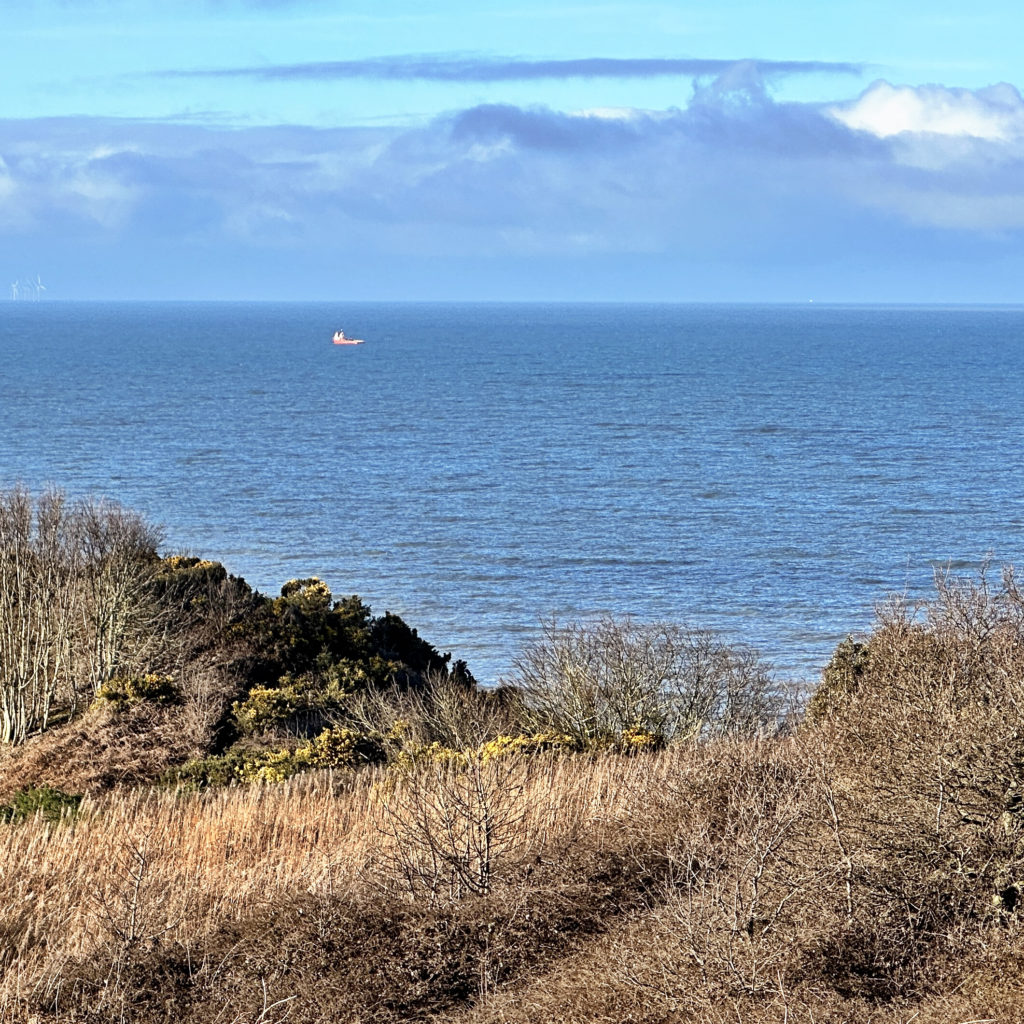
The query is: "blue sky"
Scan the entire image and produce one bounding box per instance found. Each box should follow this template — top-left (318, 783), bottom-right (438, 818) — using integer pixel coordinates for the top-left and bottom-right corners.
top-left (4, 0), bottom-right (1024, 300)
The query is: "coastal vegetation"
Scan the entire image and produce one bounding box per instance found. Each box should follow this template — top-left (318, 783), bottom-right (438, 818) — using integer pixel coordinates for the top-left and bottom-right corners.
top-left (1, 488), bottom-right (1023, 1021)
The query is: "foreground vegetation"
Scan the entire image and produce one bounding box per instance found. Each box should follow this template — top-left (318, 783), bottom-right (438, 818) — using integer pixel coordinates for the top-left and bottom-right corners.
top-left (1, 489), bottom-right (1024, 1021)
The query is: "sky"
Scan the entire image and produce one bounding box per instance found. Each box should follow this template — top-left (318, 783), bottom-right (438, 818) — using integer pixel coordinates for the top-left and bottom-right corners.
top-left (3, 0), bottom-right (1024, 301)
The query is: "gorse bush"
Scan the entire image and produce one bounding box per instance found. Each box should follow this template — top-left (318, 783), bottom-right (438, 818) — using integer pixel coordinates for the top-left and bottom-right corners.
top-left (172, 726), bottom-right (388, 787)
top-left (95, 674), bottom-right (181, 709)
top-left (476, 730), bottom-right (579, 762)
top-left (391, 730), bottom-right (580, 773)
top-left (167, 610), bottom-right (783, 789)
top-left (232, 680), bottom-right (316, 734)
top-left (804, 633), bottom-right (871, 723)
top-left (232, 660), bottom-right (382, 736)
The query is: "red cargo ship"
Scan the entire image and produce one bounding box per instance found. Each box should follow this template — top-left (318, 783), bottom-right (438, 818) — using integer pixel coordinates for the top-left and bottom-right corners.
top-left (332, 330), bottom-right (365, 345)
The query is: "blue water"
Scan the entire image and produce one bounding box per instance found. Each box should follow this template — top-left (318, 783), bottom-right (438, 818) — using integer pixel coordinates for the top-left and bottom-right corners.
top-left (2, 301), bottom-right (1023, 684)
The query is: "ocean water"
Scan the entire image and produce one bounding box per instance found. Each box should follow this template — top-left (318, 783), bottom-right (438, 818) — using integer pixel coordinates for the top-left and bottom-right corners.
top-left (1, 301), bottom-right (1023, 684)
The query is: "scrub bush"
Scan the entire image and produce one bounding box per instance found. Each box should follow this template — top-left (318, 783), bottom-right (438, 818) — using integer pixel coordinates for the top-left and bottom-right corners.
top-left (173, 727), bottom-right (387, 787)
top-left (94, 674), bottom-right (181, 709)
top-left (0, 785), bottom-right (81, 824)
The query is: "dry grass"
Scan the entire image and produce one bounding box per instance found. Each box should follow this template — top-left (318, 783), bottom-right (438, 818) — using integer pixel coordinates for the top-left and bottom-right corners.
top-left (0, 750), bottom-right (663, 1021)
top-left (2, 730), bottom-right (1024, 1022)
top-left (455, 735), bottom-right (1024, 1024)
top-left (0, 665), bottom-right (235, 802)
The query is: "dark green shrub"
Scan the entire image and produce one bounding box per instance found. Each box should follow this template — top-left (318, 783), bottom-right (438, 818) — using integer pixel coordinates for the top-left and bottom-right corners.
top-left (167, 746), bottom-right (257, 789)
top-left (0, 785), bottom-right (82, 824)
top-left (806, 636), bottom-right (871, 723)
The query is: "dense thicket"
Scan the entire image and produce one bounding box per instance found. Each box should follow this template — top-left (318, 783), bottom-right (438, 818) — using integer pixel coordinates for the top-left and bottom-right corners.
top-left (0, 489), bottom-right (782, 793)
top-left (0, 488), bottom-right (470, 792)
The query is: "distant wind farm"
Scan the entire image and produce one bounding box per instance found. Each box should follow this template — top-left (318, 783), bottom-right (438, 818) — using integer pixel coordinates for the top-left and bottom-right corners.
top-left (10, 275), bottom-right (46, 300)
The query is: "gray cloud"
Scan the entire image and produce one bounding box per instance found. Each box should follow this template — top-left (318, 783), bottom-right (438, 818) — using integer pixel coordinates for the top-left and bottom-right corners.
top-left (445, 68), bottom-right (882, 159)
top-left (156, 53), bottom-right (864, 83)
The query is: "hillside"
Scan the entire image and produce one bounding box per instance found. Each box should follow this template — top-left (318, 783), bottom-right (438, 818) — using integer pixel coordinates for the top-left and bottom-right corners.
top-left (1, 491), bottom-right (1024, 1021)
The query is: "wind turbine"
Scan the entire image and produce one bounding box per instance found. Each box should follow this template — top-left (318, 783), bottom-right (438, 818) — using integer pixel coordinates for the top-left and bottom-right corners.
top-left (9, 281), bottom-right (18, 301)
top-left (34, 275), bottom-right (45, 300)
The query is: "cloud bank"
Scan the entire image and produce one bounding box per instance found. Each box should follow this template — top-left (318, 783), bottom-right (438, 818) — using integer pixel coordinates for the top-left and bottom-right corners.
top-left (3, 72), bottom-right (1024, 297)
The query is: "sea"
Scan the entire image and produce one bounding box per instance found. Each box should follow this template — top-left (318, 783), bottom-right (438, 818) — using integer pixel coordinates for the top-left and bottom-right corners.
top-left (2, 301), bottom-right (1023, 686)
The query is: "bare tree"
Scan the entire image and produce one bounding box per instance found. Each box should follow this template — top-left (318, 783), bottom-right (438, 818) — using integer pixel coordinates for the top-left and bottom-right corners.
top-left (380, 755), bottom-right (531, 903)
top-left (0, 489), bottom-right (80, 742)
top-left (75, 498), bottom-right (163, 696)
top-left (0, 488), bottom-right (163, 744)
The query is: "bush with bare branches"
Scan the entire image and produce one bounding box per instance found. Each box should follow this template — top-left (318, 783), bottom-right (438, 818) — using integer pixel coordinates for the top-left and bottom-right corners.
top-left (379, 754), bottom-right (533, 903)
top-left (345, 669), bottom-right (526, 753)
top-left (508, 616), bottom-right (780, 748)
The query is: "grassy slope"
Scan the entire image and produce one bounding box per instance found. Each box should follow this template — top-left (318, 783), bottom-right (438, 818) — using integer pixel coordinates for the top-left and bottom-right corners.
top-left (2, 732), bottom-right (1023, 1023)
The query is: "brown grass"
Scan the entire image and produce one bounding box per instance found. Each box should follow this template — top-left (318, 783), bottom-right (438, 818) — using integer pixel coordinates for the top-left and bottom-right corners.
top-left (0, 666), bottom-right (234, 802)
top-left (2, 732), bottom-right (1024, 1022)
top-left (0, 751), bottom-right (668, 1022)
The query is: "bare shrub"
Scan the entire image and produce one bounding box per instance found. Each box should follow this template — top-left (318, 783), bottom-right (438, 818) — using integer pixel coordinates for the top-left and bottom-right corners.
top-left (599, 738), bottom-right (829, 1012)
top-left (175, 666), bottom-right (236, 752)
top-left (508, 616), bottom-right (779, 747)
top-left (379, 754), bottom-right (532, 903)
top-left (799, 564), bottom-right (1024, 997)
top-left (89, 829), bottom-right (185, 999)
top-left (345, 670), bottom-right (526, 752)
top-left (74, 498), bottom-right (163, 697)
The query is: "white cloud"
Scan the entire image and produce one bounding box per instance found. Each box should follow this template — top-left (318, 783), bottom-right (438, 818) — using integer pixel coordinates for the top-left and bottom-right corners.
top-left (572, 106), bottom-right (658, 121)
top-left (64, 170), bottom-right (142, 228)
top-left (0, 156), bottom-right (13, 197)
top-left (0, 157), bottom-right (25, 230)
top-left (829, 80), bottom-right (1024, 141)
